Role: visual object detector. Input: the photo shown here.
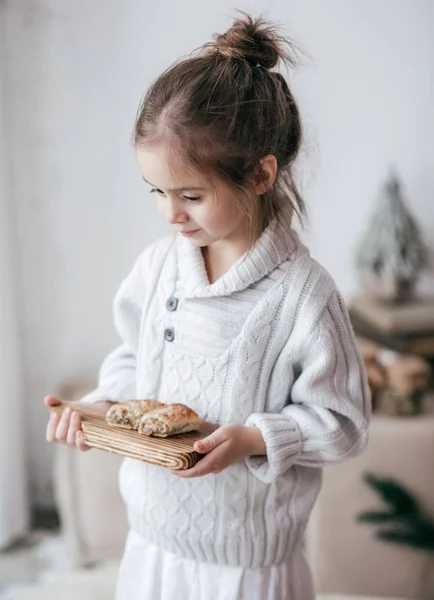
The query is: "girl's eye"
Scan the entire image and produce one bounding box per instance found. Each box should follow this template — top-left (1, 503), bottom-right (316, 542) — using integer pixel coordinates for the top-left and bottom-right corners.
top-left (149, 189), bottom-right (199, 203)
top-left (183, 196), bottom-right (201, 204)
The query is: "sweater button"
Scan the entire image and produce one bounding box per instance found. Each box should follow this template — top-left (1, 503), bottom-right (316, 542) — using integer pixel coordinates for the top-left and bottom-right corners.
top-left (164, 327), bottom-right (175, 342)
top-left (166, 296), bottom-right (178, 312)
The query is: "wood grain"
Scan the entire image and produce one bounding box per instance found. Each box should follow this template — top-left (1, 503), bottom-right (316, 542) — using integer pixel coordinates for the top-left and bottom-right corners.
top-left (49, 401), bottom-right (216, 470)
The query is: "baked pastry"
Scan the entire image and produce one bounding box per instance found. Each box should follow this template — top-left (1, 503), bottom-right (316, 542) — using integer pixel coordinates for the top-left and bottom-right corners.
top-left (106, 400), bottom-right (163, 430)
top-left (138, 403), bottom-right (202, 437)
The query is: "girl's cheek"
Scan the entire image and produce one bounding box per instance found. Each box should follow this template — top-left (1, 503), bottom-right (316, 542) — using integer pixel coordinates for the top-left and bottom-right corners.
top-left (194, 206), bottom-right (209, 224)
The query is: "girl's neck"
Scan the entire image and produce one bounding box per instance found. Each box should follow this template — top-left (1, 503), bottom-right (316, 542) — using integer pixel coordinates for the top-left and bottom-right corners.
top-left (201, 237), bottom-right (251, 285)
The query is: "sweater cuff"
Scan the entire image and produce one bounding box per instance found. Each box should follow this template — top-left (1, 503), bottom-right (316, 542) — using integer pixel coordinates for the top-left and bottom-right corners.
top-left (244, 413), bottom-right (302, 483)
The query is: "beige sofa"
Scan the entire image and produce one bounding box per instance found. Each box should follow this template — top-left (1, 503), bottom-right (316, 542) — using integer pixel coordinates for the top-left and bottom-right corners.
top-left (305, 412), bottom-right (434, 600)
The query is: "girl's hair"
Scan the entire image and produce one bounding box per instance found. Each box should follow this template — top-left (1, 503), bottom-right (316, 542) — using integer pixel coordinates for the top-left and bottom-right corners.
top-left (134, 12), bottom-right (306, 245)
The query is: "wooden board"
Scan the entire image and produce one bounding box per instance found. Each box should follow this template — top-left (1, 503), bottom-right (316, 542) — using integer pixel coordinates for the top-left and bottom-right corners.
top-left (49, 401), bottom-right (215, 470)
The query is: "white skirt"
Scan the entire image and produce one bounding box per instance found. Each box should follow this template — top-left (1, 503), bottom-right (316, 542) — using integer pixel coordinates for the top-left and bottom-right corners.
top-left (115, 530), bottom-right (315, 600)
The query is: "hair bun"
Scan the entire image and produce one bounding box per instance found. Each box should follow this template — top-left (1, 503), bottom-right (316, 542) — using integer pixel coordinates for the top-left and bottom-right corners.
top-left (213, 13), bottom-right (290, 69)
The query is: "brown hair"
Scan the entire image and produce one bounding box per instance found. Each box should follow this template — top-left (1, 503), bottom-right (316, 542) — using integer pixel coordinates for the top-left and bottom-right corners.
top-left (134, 13), bottom-right (306, 245)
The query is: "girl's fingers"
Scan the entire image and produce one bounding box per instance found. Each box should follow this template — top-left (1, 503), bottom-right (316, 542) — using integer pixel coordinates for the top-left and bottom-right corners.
top-left (44, 396), bottom-right (92, 451)
top-left (46, 411), bottom-right (61, 443)
top-left (55, 407), bottom-right (71, 442)
top-left (44, 395), bottom-right (61, 407)
top-left (76, 430), bottom-right (91, 452)
top-left (173, 453), bottom-right (215, 478)
top-left (174, 441), bottom-right (229, 478)
top-left (66, 412), bottom-right (80, 447)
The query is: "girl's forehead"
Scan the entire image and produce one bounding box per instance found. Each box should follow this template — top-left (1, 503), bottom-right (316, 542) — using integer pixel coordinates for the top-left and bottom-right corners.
top-left (136, 145), bottom-right (208, 190)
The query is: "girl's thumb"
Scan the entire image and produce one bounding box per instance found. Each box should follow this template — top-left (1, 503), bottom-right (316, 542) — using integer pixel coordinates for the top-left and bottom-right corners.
top-left (194, 429), bottom-right (225, 454)
top-left (44, 395), bottom-right (61, 407)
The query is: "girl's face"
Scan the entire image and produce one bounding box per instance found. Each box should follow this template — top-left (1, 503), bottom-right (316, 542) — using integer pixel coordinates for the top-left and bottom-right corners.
top-left (136, 145), bottom-right (249, 250)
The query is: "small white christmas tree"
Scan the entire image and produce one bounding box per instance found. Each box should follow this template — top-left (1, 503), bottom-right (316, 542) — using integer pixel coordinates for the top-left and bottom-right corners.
top-left (356, 171), bottom-right (429, 302)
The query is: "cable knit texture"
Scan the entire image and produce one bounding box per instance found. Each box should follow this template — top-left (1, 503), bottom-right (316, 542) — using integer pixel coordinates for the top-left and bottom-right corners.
top-left (80, 219), bottom-right (371, 568)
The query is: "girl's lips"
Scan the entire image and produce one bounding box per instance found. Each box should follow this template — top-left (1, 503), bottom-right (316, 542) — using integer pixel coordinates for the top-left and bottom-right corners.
top-left (180, 229), bottom-right (200, 237)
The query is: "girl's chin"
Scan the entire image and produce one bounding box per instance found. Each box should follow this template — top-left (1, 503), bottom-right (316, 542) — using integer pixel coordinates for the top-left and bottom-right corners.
top-left (180, 230), bottom-right (210, 246)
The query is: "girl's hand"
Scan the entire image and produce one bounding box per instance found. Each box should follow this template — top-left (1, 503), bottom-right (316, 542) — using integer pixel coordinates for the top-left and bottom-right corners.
top-left (44, 395), bottom-right (91, 451)
top-left (173, 424), bottom-right (266, 478)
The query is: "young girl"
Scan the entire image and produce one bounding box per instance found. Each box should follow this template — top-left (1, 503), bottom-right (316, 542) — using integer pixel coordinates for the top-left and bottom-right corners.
top-left (45, 14), bottom-right (370, 600)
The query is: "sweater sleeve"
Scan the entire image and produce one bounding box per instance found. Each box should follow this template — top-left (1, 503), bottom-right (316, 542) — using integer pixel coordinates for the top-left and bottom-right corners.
top-left (79, 248), bottom-right (150, 405)
top-left (245, 290), bottom-right (371, 483)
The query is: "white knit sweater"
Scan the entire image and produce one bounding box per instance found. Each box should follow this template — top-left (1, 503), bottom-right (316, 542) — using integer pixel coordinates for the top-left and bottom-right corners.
top-left (81, 220), bottom-right (371, 568)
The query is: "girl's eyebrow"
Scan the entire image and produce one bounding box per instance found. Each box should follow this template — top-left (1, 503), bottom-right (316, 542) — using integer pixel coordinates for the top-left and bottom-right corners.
top-left (142, 176), bottom-right (205, 192)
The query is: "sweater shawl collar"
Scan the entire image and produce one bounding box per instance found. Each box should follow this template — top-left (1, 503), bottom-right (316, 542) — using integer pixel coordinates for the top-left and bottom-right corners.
top-left (176, 219), bottom-right (299, 299)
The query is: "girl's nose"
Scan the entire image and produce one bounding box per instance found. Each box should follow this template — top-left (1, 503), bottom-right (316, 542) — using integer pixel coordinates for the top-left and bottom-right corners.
top-left (164, 199), bottom-right (187, 225)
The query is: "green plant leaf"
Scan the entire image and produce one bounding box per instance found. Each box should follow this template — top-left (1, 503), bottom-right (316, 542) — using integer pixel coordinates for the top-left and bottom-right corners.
top-left (359, 473), bottom-right (434, 553)
top-left (357, 511), bottom-right (398, 523)
top-left (377, 529), bottom-right (434, 552)
top-left (363, 473), bottom-right (419, 516)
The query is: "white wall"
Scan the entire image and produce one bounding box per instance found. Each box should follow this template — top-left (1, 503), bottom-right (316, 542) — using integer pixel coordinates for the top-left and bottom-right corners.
top-left (4, 0), bottom-right (434, 505)
top-left (0, 6), bottom-right (28, 545)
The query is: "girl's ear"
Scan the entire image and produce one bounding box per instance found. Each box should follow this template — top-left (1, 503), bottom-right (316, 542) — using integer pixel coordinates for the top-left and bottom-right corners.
top-left (253, 155), bottom-right (278, 195)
